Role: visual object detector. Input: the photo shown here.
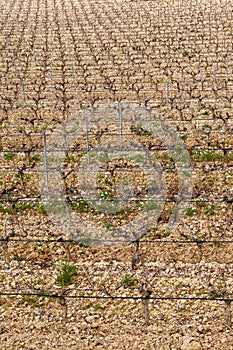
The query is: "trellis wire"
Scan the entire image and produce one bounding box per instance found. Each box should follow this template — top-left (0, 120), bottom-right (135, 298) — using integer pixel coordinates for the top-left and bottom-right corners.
top-left (0, 291), bottom-right (232, 326)
top-left (1, 0), bottom-right (233, 332)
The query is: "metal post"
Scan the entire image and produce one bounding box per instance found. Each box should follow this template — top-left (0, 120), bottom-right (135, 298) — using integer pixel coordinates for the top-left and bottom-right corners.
top-left (50, 71), bottom-right (54, 94)
top-left (132, 240), bottom-right (140, 269)
top-left (33, 47), bottom-right (36, 62)
top-left (119, 101), bottom-right (123, 142)
top-left (72, 63), bottom-right (75, 82)
top-left (166, 83), bottom-right (169, 106)
top-left (43, 131), bottom-right (49, 191)
top-left (59, 296), bottom-right (68, 322)
top-left (85, 116), bottom-right (90, 164)
top-left (200, 70), bottom-right (203, 98)
top-left (20, 77), bottom-right (26, 102)
top-left (140, 282), bottom-right (151, 331)
top-left (226, 56), bottom-right (229, 87)
top-left (214, 63), bottom-right (217, 87)
top-left (225, 300), bottom-right (232, 327)
top-left (183, 77), bottom-right (186, 103)
top-left (92, 57), bottom-right (96, 85)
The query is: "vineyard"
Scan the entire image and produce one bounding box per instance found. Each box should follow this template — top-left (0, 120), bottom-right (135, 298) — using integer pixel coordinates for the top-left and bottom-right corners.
top-left (0, 0), bottom-right (233, 349)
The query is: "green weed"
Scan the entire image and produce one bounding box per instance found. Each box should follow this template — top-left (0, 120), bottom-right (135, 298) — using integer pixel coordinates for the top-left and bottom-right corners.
top-left (3, 153), bottom-right (15, 161)
top-left (122, 276), bottom-right (138, 288)
top-left (83, 303), bottom-right (105, 310)
top-left (55, 262), bottom-right (78, 286)
top-left (20, 295), bottom-right (42, 307)
top-left (186, 207), bottom-right (198, 216)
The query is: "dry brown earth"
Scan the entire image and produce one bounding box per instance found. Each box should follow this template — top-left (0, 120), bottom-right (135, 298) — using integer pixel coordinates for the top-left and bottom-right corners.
top-left (0, 0), bottom-right (232, 349)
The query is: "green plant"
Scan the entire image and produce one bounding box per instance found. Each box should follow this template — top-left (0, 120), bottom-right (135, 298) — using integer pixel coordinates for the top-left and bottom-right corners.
top-left (131, 124), bottom-right (152, 136)
top-left (202, 123), bottom-right (211, 129)
top-left (160, 152), bottom-right (174, 162)
top-left (99, 189), bottom-right (115, 201)
top-left (0, 202), bottom-right (47, 215)
top-left (36, 290), bottom-right (53, 298)
top-left (71, 200), bottom-right (92, 213)
top-left (3, 152), bottom-right (15, 161)
top-left (76, 237), bottom-right (92, 248)
top-left (134, 154), bottom-right (144, 163)
top-left (193, 150), bottom-right (221, 162)
top-left (83, 303), bottom-right (105, 310)
top-left (196, 235), bottom-right (205, 242)
top-left (209, 293), bottom-right (219, 300)
top-left (34, 242), bottom-right (43, 253)
top-left (20, 295), bottom-right (42, 307)
top-left (222, 176), bottom-right (227, 185)
top-left (228, 151), bottom-right (233, 161)
top-left (29, 155), bottom-right (41, 164)
top-left (98, 153), bottom-right (108, 163)
top-left (55, 262), bottom-right (78, 286)
top-left (0, 275), bottom-right (5, 283)
top-left (186, 207), bottom-right (198, 216)
top-left (13, 252), bottom-right (23, 261)
top-left (213, 240), bottom-right (222, 248)
top-left (15, 202), bottom-right (35, 212)
top-left (102, 176), bottom-right (112, 186)
top-left (196, 201), bottom-right (206, 208)
top-left (34, 203), bottom-right (47, 215)
top-left (0, 205), bottom-right (13, 214)
top-left (121, 276), bottom-right (138, 288)
top-left (204, 203), bottom-right (215, 216)
top-left (105, 222), bottom-right (115, 230)
top-left (179, 134), bottom-right (187, 141)
top-left (183, 50), bottom-right (190, 57)
top-left (207, 177), bottom-right (215, 184)
top-left (144, 201), bottom-right (159, 211)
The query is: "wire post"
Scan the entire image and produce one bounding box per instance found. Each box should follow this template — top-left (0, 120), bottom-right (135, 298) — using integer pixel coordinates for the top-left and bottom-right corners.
top-left (72, 63), bottom-right (75, 82)
top-left (111, 55), bottom-right (115, 73)
top-left (119, 101), bottom-right (123, 142)
top-left (143, 94), bottom-right (147, 119)
top-left (196, 241), bottom-right (203, 262)
top-left (68, 36), bottom-right (70, 55)
top-left (132, 239), bottom-right (140, 269)
top-left (200, 70), bottom-right (203, 98)
top-left (214, 63), bottom-right (217, 87)
top-left (50, 71), bottom-right (54, 94)
top-left (92, 57), bottom-right (96, 85)
top-left (57, 237), bottom-right (72, 262)
top-left (33, 47), bottom-right (36, 62)
top-left (59, 295), bottom-right (68, 323)
top-left (166, 82), bottom-right (169, 107)
top-left (226, 56), bottom-right (228, 87)
top-left (20, 77), bottom-right (26, 102)
top-left (140, 282), bottom-right (151, 331)
top-left (127, 47), bottom-right (130, 66)
top-left (1, 238), bottom-right (9, 264)
top-left (225, 300), bottom-right (232, 327)
top-left (183, 76), bottom-right (186, 103)
top-left (153, 38), bottom-right (156, 53)
top-left (12, 50), bottom-right (15, 68)
top-left (43, 131), bottom-right (49, 191)
top-left (85, 116), bottom-right (90, 164)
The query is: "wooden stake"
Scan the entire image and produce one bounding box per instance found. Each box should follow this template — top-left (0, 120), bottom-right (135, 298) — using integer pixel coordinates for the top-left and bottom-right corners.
top-left (225, 300), bottom-right (232, 327)
top-left (140, 283), bottom-right (151, 331)
top-left (132, 240), bottom-right (140, 269)
top-left (59, 296), bottom-right (68, 323)
top-left (1, 239), bottom-right (9, 264)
